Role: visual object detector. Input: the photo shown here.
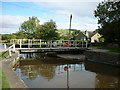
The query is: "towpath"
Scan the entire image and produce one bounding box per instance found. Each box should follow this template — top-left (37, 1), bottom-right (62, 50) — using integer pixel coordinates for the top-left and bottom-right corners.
top-left (0, 50), bottom-right (28, 88)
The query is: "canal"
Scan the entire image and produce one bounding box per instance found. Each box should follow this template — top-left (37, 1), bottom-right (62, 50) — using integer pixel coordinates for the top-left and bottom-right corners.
top-left (12, 53), bottom-right (120, 88)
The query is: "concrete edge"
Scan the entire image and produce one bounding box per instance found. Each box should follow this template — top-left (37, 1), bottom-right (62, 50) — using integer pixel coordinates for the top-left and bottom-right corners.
top-left (85, 59), bottom-right (120, 68)
top-left (1, 51), bottom-right (28, 88)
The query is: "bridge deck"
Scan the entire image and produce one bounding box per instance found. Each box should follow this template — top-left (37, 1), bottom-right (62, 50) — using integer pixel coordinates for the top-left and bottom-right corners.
top-left (16, 47), bottom-right (87, 52)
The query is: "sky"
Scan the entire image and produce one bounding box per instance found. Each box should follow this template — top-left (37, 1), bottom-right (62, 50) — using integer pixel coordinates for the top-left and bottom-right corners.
top-left (0, 0), bottom-right (104, 34)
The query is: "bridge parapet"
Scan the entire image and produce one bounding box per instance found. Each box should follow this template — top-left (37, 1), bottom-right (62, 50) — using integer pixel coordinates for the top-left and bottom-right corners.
top-left (10, 39), bottom-right (90, 49)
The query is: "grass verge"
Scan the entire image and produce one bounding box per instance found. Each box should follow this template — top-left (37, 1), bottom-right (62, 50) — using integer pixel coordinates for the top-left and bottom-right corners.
top-left (96, 46), bottom-right (120, 54)
top-left (0, 51), bottom-right (9, 60)
top-left (0, 67), bottom-right (10, 89)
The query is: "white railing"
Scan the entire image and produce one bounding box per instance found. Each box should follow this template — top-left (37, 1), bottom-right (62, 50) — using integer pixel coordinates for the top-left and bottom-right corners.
top-left (10, 39), bottom-right (90, 49)
top-left (8, 44), bottom-right (16, 57)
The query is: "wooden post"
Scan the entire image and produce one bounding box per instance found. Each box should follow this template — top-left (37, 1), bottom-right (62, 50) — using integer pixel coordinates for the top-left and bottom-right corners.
top-left (20, 39), bottom-right (22, 48)
top-left (62, 41), bottom-right (64, 47)
top-left (50, 40), bottom-right (52, 48)
top-left (4, 44), bottom-right (7, 49)
top-left (18, 39), bottom-right (19, 44)
top-left (60, 40), bottom-right (62, 47)
top-left (82, 41), bottom-right (83, 48)
top-left (86, 41), bottom-right (88, 48)
top-left (40, 40), bottom-right (41, 48)
top-left (68, 40), bottom-right (69, 47)
top-left (13, 44), bottom-right (15, 52)
top-left (31, 39), bottom-right (32, 48)
top-left (75, 40), bottom-right (77, 48)
top-left (28, 39), bottom-right (30, 48)
top-left (9, 50), bottom-right (12, 57)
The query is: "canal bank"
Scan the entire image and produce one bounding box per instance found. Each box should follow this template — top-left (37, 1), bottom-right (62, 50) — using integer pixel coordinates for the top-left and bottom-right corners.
top-left (1, 51), bottom-right (28, 88)
top-left (85, 48), bottom-right (120, 67)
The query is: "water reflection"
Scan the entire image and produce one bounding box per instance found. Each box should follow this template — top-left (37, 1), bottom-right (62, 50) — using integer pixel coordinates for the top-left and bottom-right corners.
top-left (13, 53), bottom-right (120, 88)
top-left (0, 44), bottom-right (8, 49)
top-left (85, 61), bottom-right (120, 88)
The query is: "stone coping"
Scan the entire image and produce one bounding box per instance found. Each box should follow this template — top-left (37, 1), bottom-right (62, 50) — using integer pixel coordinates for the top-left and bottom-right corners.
top-left (1, 51), bottom-right (28, 88)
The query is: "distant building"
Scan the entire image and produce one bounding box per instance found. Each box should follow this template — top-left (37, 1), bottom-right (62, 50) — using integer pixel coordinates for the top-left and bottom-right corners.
top-left (88, 32), bottom-right (101, 43)
top-left (73, 31), bottom-right (87, 40)
top-left (73, 30), bottom-right (101, 43)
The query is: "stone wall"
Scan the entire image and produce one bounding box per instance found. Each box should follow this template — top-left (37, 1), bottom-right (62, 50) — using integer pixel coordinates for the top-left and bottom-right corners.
top-left (85, 50), bottom-right (120, 67)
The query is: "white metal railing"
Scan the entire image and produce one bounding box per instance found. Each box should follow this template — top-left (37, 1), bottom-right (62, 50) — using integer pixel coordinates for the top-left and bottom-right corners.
top-left (7, 44), bottom-right (16, 57)
top-left (10, 39), bottom-right (90, 49)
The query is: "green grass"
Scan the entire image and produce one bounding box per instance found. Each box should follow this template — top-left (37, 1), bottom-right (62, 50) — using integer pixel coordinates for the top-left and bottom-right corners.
top-left (57, 29), bottom-right (74, 35)
top-left (96, 46), bottom-right (120, 54)
top-left (0, 67), bottom-right (10, 89)
top-left (0, 51), bottom-right (9, 60)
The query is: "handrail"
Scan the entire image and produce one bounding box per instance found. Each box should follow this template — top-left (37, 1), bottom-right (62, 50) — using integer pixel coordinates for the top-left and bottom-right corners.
top-left (10, 39), bottom-right (90, 49)
top-left (7, 44), bottom-right (15, 57)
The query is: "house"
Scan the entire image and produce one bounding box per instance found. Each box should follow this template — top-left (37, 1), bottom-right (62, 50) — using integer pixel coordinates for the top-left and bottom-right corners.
top-left (73, 31), bottom-right (87, 40)
top-left (88, 32), bottom-right (101, 42)
top-left (73, 30), bottom-right (101, 42)
top-left (83, 31), bottom-right (101, 42)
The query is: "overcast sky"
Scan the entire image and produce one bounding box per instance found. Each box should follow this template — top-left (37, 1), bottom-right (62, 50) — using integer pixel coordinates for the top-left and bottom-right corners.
top-left (0, 0), bottom-right (104, 34)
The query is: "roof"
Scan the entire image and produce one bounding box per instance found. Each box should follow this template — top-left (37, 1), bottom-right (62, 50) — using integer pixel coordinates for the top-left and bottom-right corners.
top-left (89, 32), bottom-right (97, 38)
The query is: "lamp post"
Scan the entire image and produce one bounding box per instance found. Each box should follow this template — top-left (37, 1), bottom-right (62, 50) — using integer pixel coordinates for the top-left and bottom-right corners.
top-left (69, 14), bottom-right (72, 40)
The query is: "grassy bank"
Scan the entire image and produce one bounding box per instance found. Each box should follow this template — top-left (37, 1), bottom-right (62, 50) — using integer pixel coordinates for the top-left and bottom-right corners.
top-left (0, 67), bottom-right (10, 89)
top-left (96, 46), bottom-right (120, 54)
top-left (0, 51), bottom-right (9, 60)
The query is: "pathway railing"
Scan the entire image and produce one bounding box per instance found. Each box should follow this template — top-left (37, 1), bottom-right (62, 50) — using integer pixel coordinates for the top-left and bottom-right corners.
top-left (10, 39), bottom-right (90, 49)
top-left (1, 44), bottom-right (16, 57)
top-left (8, 44), bottom-right (16, 57)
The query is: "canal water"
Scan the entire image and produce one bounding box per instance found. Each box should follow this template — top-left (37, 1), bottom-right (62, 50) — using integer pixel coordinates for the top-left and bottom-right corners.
top-left (0, 44), bottom-right (8, 49)
top-left (13, 53), bottom-right (120, 88)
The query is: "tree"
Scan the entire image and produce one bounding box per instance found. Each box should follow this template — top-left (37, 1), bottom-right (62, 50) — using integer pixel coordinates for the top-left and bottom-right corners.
top-left (94, 1), bottom-right (120, 44)
top-left (20, 16), bottom-right (40, 39)
top-left (1, 34), bottom-right (9, 40)
top-left (19, 17), bottom-right (59, 40)
top-left (2, 34), bottom-right (16, 40)
top-left (35, 20), bottom-right (59, 40)
top-left (15, 30), bottom-right (27, 39)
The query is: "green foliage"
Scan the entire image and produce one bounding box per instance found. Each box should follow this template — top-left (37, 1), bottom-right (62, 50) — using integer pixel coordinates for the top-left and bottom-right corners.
top-left (35, 20), bottom-right (59, 40)
top-left (15, 30), bottom-right (27, 39)
top-left (72, 30), bottom-right (81, 36)
top-left (0, 51), bottom-right (9, 60)
top-left (99, 37), bottom-right (105, 42)
top-left (60, 36), bottom-right (69, 40)
top-left (96, 46), bottom-right (120, 54)
top-left (94, 1), bottom-right (120, 44)
top-left (2, 34), bottom-right (16, 40)
top-left (1, 34), bottom-right (9, 40)
top-left (57, 29), bottom-right (82, 40)
top-left (20, 17), bottom-right (40, 39)
top-left (19, 17), bottom-right (59, 40)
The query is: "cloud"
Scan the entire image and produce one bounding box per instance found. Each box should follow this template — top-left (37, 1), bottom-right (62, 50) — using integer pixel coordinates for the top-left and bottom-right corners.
top-left (0, 15), bottom-right (29, 34)
top-left (0, 14), bottom-right (98, 34)
top-left (36, 2), bottom-right (100, 18)
top-left (0, 15), bottom-right (46, 34)
top-left (0, 15), bottom-right (28, 28)
top-left (35, 2), bottom-right (99, 31)
top-left (1, 1), bottom-right (100, 34)
top-left (56, 21), bottom-right (98, 31)
top-left (2, 0), bottom-right (104, 2)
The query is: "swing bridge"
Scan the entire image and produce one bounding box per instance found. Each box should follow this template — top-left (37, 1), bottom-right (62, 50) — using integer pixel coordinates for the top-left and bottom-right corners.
top-left (2, 39), bottom-right (90, 56)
